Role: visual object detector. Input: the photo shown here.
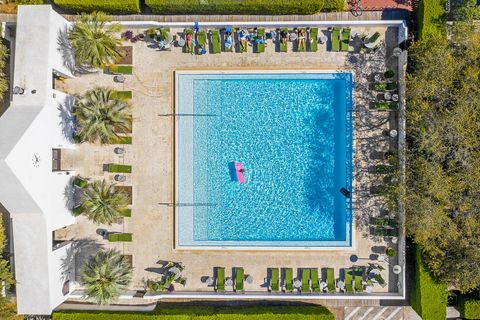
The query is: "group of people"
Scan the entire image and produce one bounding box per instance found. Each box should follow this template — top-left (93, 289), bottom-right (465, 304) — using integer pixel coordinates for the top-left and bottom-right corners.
top-left (184, 27), bottom-right (309, 53)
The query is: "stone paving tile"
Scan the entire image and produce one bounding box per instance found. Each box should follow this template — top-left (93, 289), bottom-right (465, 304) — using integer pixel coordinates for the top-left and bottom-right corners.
top-left (58, 25), bottom-right (401, 296)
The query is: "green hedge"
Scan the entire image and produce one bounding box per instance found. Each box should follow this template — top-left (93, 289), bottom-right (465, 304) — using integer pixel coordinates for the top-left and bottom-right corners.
top-left (53, 0), bottom-right (140, 14)
top-left (410, 246), bottom-right (448, 320)
top-left (416, 0), bottom-right (446, 39)
top-left (53, 305), bottom-right (334, 320)
top-left (459, 296), bottom-right (480, 319)
top-left (145, 0), bottom-right (344, 15)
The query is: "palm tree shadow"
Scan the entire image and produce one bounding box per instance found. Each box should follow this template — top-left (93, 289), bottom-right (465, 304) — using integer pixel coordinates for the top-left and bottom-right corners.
top-left (58, 94), bottom-right (76, 142)
top-left (57, 26), bottom-right (96, 75)
top-left (60, 238), bottom-right (103, 283)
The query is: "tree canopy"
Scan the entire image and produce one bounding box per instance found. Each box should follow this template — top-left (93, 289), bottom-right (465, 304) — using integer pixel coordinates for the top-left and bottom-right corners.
top-left (406, 18), bottom-right (480, 291)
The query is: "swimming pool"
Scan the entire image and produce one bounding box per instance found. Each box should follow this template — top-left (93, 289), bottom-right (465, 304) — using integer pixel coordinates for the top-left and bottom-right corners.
top-left (175, 70), bottom-right (354, 248)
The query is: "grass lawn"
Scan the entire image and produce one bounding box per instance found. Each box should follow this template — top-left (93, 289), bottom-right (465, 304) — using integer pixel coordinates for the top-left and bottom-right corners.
top-left (53, 304), bottom-right (334, 320)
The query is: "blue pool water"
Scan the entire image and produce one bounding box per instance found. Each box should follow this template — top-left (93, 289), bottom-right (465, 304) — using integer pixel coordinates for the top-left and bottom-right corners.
top-left (176, 71), bottom-right (354, 247)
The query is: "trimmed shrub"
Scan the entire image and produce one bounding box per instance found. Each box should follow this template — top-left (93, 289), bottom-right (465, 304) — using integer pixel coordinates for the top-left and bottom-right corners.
top-left (459, 295), bottom-right (480, 319)
top-left (145, 0), bottom-right (344, 15)
top-left (53, 0), bottom-right (141, 14)
top-left (53, 304), bottom-right (334, 320)
top-left (416, 0), bottom-right (446, 39)
top-left (410, 246), bottom-right (448, 320)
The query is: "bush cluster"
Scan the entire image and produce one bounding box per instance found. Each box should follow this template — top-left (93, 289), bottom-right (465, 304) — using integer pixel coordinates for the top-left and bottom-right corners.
top-left (53, 0), bottom-right (141, 14)
top-left (145, 0), bottom-right (344, 15)
top-left (410, 246), bottom-right (448, 320)
top-left (459, 296), bottom-right (480, 319)
top-left (53, 304), bottom-right (334, 320)
top-left (416, 0), bottom-right (446, 39)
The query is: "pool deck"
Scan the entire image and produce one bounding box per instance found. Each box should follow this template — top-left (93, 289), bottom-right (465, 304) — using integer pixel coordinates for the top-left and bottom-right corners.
top-left (57, 24), bottom-right (403, 298)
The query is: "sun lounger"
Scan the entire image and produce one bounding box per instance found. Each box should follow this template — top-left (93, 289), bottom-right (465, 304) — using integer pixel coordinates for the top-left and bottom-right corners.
top-left (73, 177), bottom-right (88, 188)
top-left (301, 268), bottom-right (311, 293)
top-left (354, 267), bottom-right (364, 292)
top-left (107, 65), bottom-right (133, 75)
top-left (341, 27), bottom-right (351, 52)
top-left (211, 30), bottom-right (221, 54)
top-left (255, 28), bottom-right (265, 53)
top-left (160, 28), bottom-right (170, 42)
top-left (197, 31), bottom-right (207, 55)
top-left (184, 29), bottom-right (195, 54)
top-left (331, 27), bottom-right (340, 52)
top-left (374, 102), bottom-right (399, 110)
top-left (284, 268), bottom-right (293, 292)
top-left (309, 27), bottom-right (318, 52)
top-left (114, 136), bottom-right (132, 144)
top-left (269, 268), bottom-right (279, 292)
top-left (118, 208), bottom-right (131, 217)
top-left (112, 91), bottom-right (132, 100)
top-left (327, 268), bottom-right (335, 293)
top-left (279, 28), bottom-right (288, 53)
top-left (297, 28), bottom-right (306, 52)
top-left (234, 267), bottom-right (244, 292)
top-left (107, 164), bottom-right (132, 173)
top-left (215, 267), bottom-right (225, 292)
top-left (72, 205), bottom-right (84, 216)
top-left (224, 27), bottom-right (234, 52)
top-left (345, 268), bottom-right (354, 293)
top-left (108, 233), bottom-right (132, 242)
top-left (310, 268), bottom-right (320, 292)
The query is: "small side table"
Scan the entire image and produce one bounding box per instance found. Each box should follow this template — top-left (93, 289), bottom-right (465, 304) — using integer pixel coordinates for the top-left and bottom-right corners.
top-left (114, 75), bottom-right (125, 83)
top-left (319, 35), bottom-right (328, 44)
top-left (393, 265), bottom-right (402, 274)
top-left (206, 277), bottom-right (214, 286)
top-left (293, 279), bottom-right (302, 289)
top-left (177, 38), bottom-right (186, 47)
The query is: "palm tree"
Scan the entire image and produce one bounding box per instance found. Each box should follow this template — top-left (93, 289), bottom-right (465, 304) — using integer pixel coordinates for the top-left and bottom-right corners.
top-left (81, 249), bottom-right (132, 305)
top-left (69, 12), bottom-right (122, 68)
top-left (79, 180), bottom-right (129, 225)
top-left (74, 87), bottom-right (131, 144)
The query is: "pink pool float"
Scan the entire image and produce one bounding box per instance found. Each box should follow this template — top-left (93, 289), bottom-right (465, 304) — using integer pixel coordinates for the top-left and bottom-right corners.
top-left (234, 162), bottom-right (246, 183)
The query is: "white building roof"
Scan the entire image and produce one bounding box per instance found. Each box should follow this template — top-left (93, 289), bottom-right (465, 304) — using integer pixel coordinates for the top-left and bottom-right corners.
top-left (0, 5), bottom-right (76, 315)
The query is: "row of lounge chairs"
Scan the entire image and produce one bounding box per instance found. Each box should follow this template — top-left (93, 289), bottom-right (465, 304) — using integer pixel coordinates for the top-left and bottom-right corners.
top-left (215, 267), bottom-right (245, 292)
top-left (331, 27), bottom-right (351, 52)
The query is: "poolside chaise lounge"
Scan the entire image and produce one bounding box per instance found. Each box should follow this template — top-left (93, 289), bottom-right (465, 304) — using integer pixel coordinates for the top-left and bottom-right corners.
top-left (331, 27), bottom-right (340, 52)
top-left (184, 29), bottom-right (195, 54)
top-left (374, 101), bottom-right (399, 110)
top-left (279, 28), bottom-right (288, 52)
top-left (197, 30), bottom-right (207, 54)
top-left (269, 268), bottom-right (279, 292)
top-left (344, 268), bottom-right (354, 293)
top-left (283, 268), bottom-right (293, 292)
top-left (215, 267), bottom-right (225, 292)
top-left (341, 27), bottom-right (351, 52)
top-left (210, 30), bottom-right (221, 54)
top-left (112, 91), bottom-right (133, 100)
top-left (234, 267), bottom-right (244, 292)
top-left (107, 65), bottom-right (133, 75)
top-left (309, 27), bottom-right (318, 52)
top-left (371, 217), bottom-right (398, 227)
top-left (160, 28), bottom-right (170, 42)
top-left (107, 163), bottom-right (132, 173)
top-left (108, 233), bottom-right (132, 242)
top-left (327, 268), bottom-right (335, 293)
top-left (301, 268), bottom-right (311, 293)
top-left (255, 28), bottom-right (265, 53)
top-left (113, 136), bottom-right (132, 145)
top-left (354, 267), bottom-right (364, 293)
top-left (310, 268), bottom-right (320, 292)
top-left (224, 27), bottom-right (234, 52)
top-left (73, 177), bottom-right (88, 188)
top-left (297, 28), bottom-right (306, 52)
top-left (119, 208), bottom-right (131, 217)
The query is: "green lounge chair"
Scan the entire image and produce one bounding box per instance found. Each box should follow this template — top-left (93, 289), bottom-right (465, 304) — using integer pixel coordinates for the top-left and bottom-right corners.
top-left (113, 136), bottom-right (132, 144)
top-left (160, 28), bottom-right (170, 42)
top-left (279, 28), bottom-right (288, 53)
top-left (374, 101), bottom-right (398, 110)
top-left (354, 267), bottom-right (363, 292)
top-left (341, 27), bottom-right (351, 52)
top-left (309, 27), bottom-right (318, 52)
top-left (211, 30), bottom-right (221, 54)
top-left (237, 29), bottom-right (248, 53)
top-left (297, 28), bottom-right (306, 52)
top-left (197, 31), bottom-right (207, 54)
top-left (301, 268), bottom-right (311, 293)
top-left (108, 233), bottom-right (132, 242)
top-left (345, 269), bottom-right (354, 293)
top-left (387, 228), bottom-right (399, 237)
top-left (184, 29), bottom-right (194, 54)
top-left (72, 205), bottom-right (84, 216)
top-left (255, 28), bottom-right (265, 53)
top-left (327, 268), bottom-right (335, 293)
top-left (73, 177), bottom-right (88, 188)
top-left (224, 28), bottom-right (234, 52)
top-left (215, 267), bottom-right (225, 292)
top-left (119, 208), bottom-right (131, 217)
top-left (107, 65), bottom-right (133, 75)
top-left (107, 164), bottom-right (132, 173)
top-left (331, 27), bottom-right (340, 52)
top-left (269, 268), bottom-right (279, 292)
top-left (234, 267), bottom-right (244, 292)
top-left (310, 268), bottom-right (320, 292)
top-left (112, 91), bottom-right (132, 100)
top-left (284, 268), bottom-right (293, 292)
